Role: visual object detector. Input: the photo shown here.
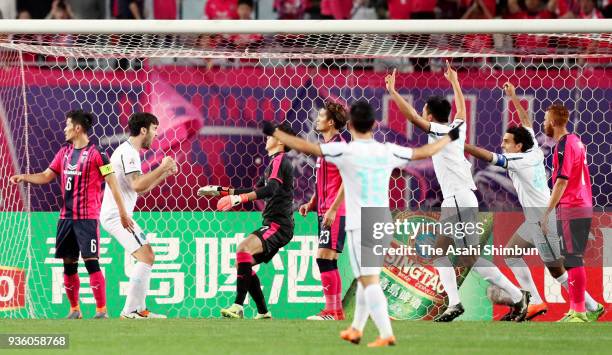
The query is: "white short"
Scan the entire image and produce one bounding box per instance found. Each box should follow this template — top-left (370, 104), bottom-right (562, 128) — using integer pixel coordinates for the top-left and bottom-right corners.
top-left (516, 215), bottom-right (561, 263)
top-left (439, 189), bottom-right (479, 246)
top-left (101, 216), bottom-right (148, 254)
top-left (346, 229), bottom-right (383, 278)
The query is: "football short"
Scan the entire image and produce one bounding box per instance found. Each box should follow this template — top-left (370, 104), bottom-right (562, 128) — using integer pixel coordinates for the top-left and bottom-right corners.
top-left (101, 216), bottom-right (148, 255)
top-left (346, 228), bottom-right (385, 278)
top-left (516, 215), bottom-right (561, 263)
top-left (250, 221), bottom-right (294, 264)
top-left (439, 189), bottom-right (479, 247)
top-left (55, 219), bottom-right (100, 259)
top-left (317, 215), bottom-right (346, 252)
top-left (558, 218), bottom-right (592, 268)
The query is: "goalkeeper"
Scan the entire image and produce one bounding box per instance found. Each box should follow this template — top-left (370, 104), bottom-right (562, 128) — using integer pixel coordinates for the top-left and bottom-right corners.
top-left (197, 122), bottom-right (297, 319)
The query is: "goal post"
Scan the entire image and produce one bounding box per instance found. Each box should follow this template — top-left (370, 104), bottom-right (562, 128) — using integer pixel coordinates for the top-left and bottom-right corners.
top-left (0, 20), bottom-right (609, 320)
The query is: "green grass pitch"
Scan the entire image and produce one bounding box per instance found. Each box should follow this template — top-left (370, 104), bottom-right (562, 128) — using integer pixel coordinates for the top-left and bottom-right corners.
top-left (1, 319), bottom-right (611, 355)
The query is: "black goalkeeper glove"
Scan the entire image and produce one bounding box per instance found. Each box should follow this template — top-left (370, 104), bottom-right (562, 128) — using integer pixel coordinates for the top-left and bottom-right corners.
top-left (262, 121), bottom-right (277, 136)
top-left (448, 121), bottom-right (463, 141)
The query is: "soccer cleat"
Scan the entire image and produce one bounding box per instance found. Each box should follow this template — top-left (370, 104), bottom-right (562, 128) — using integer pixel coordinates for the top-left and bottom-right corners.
top-left (563, 312), bottom-right (588, 323)
top-left (120, 310), bottom-right (147, 319)
top-left (340, 327), bottom-right (363, 345)
top-left (525, 303), bottom-right (548, 321)
top-left (140, 309), bottom-right (167, 319)
top-left (307, 309), bottom-right (343, 320)
top-left (254, 311), bottom-right (272, 320)
top-left (66, 307), bottom-right (82, 319)
top-left (434, 303), bottom-right (464, 322)
top-left (220, 304), bottom-right (244, 319)
top-left (94, 307), bottom-right (108, 319)
top-left (507, 290), bottom-right (530, 322)
top-left (558, 310), bottom-right (575, 322)
top-left (586, 304), bottom-right (605, 322)
top-left (367, 336), bottom-right (397, 348)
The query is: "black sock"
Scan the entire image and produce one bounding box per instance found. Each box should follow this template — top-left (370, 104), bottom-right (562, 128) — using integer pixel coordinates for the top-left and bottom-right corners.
top-left (235, 262), bottom-right (252, 305)
top-left (248, 272), bottom-right (268, 314)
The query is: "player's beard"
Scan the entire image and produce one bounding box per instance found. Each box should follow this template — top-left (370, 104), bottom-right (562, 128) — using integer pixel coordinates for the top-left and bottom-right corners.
top-left (544, 123), bottom-right (554, 137)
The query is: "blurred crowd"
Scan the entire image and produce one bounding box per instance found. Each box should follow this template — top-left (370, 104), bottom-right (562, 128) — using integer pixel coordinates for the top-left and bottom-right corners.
top-left (3, 0), bottom-right (610, 20)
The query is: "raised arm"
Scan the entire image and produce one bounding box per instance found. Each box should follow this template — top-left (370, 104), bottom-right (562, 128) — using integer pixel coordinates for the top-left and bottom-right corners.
top-left (444, 61), bottom-right (466, 121)
top-left (265, 122), bottom-right (323, 156)
top-left (385, 69), bottom-right (431, 133)
top-left (411, 123), bottom-right (462, 160)
top-left (464, 143), bottom-right (495, 163)
top-left (9, 169), bottom-right (57, 185)
top-left (129, 156), bottom-right (177, 194)
top-left (504, 83), bottom-right (532, 128)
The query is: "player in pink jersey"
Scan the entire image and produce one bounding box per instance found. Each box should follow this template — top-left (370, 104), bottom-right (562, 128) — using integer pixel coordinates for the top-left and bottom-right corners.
top-left (541, 103), bottom-right (604, 322)
top-left (10, 110), bottom-right (133, 319)
top-left (299, 101), bottom-right (348, 320)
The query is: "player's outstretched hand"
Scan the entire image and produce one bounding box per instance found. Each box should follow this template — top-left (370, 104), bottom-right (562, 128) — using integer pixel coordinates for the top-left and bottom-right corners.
top-left (262, 121), bottom-right (277, 136)
top-left (298, 203), bottom-right (310, 217)
top-left (385, 68), bottom-right (397, 93)
top-left (448, 121), bottom-right (463, 141)
top-left (503, 82), bottom-right (516, 97)
top-left (197, 185), bottom-right (230, 197)
top-left (443, 60), bottom-right (458, 83)
top-left (9, 175), bottom-right (24, 184)
top-left (217, 194), bottom-right (248, 211)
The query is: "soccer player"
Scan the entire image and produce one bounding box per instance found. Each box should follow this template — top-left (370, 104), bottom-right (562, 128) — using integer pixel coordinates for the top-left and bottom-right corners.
top-left (386, 63), bottom-right (529, 322)
top-left (299, 102), bottom-right (347, 321)
top-left (9, 110), bottom-right (133, 319)
top-left (540, 103), bottom-right (601, 322)
top-left (197, 123), bottom-right (297, 320)
top-left (464, 83), bottom-right (601, 321)
top-left (264, 101), bottom-right (460, 347)
top-left (100, 112), bottom-right (178, 319)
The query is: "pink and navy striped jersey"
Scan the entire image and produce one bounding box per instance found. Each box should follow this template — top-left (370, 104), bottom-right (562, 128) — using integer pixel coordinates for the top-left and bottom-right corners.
top-left (49, 143), bottom-right (114, 220)
top-left (315, 134), bottom-right (345, 217)
top-left (553, 134), bottom-right (593, 218)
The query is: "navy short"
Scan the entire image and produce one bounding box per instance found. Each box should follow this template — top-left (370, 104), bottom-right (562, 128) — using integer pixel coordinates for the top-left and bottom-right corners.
top-left (318, 215), bottom-right (346, 252)
top-left (55, 219), bottom-right (100, 259)
top-left (558, 218), bottom-right (592, 268)
top-left (251, 222), bottom-right (294, 264)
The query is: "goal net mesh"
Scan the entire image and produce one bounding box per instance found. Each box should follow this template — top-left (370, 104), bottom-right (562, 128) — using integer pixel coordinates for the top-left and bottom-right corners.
top-left (0, 28), bottom-right (610, 320)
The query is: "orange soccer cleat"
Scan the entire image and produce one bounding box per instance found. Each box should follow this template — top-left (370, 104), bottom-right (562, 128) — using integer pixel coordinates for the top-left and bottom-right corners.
top-left (526, 303), bottom-right (548, 321)
top-left (367, 336), bottom-right (397, 348)
top-left (339, 327), bottom-right (363, 345)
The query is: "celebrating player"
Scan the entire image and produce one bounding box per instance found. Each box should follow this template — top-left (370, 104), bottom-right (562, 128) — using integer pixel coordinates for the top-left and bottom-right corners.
top-left (464, 83), bottom-right (602, 321)
top-left (540, 103), bottom-right (601, 322)
top-left (264, 101), bottom-right (460, 347)
top-left (299, 102), bottom-right (347, 321)
top-left (9, 110), bottom-right (133, 319)
top-left (197, 122), bottom-right (297, 320)
top-left (100, 112), bottom-right (178, 319)
top-left (386, 63), bottom-right (529, 322)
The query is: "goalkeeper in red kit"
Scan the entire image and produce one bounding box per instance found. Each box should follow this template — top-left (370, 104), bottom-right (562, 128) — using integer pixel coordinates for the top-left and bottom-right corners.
top-left (197, 122), bottom-right (296, 319)
top-left (9, 110), bottom-right (133, 319)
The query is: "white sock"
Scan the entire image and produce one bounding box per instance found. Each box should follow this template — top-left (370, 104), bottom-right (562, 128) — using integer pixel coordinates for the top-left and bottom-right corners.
top-left (506, 258), bottom-right (543, 304)
top-left (434, 257), bottom-right (461, 306)
top-left (364, 284), bottom-right (393, 338)
top-left (556, 271), bottom-right (599, 312)
top-left (351, 282), bottom-right (368, 332)
top-left (123, 262), bottom-right (152, 314)
top-left (473, 257), bottom-right (523, 303)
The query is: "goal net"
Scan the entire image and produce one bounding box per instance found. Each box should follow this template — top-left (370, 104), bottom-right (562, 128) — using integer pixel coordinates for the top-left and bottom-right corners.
top-left (0, 20), bottom-right (610, 320)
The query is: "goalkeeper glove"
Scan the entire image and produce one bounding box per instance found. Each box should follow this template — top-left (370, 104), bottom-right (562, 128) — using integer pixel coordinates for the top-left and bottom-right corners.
top-left (448, 122), bottom-right (463, 141)
top-left (217, 194), bottom-right (249, 211)
top-left (197, 185), bottom-right (230, 197)
top-left (262, 121), bottom-right (277, 136)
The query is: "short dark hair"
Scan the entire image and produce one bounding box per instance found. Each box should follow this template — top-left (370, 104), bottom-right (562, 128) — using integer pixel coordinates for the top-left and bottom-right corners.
top-left (323, 101), bottom-right (348, 130)
top-left (506, 126), bottom-right (534, 152)
top-left (426, 96), bottom-right (452, 123)
top-left (128, 112), bottom-right (159, 136)
top-left (277, 121), bottom-right (296, 152)
top-left (67, 109), bottom-right (94, 133)
top-left (349, 100), bottom-right (376, 134)
top-left (238, 0), bottom-right (253, 7)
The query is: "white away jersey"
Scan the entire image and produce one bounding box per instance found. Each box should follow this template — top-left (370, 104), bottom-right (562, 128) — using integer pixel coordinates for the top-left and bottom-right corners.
top-left (100, 141), bottom-right (142, 219)
top-left (428, 119), bottom-right (476, 199)
top-left (320, 139), bottom-right (413, 230)
top-left (496, 127), bottom-right (550, 221)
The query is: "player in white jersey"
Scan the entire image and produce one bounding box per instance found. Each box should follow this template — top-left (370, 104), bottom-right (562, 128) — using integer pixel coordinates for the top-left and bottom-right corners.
top-left (464, 83), bottom-right (602, 321)
top-left (263, 100), bottom-right (461, 347)
top-left (386, 63), bottom-right (529, 322)
top-left (100, 113), bottom-right (178, 319)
